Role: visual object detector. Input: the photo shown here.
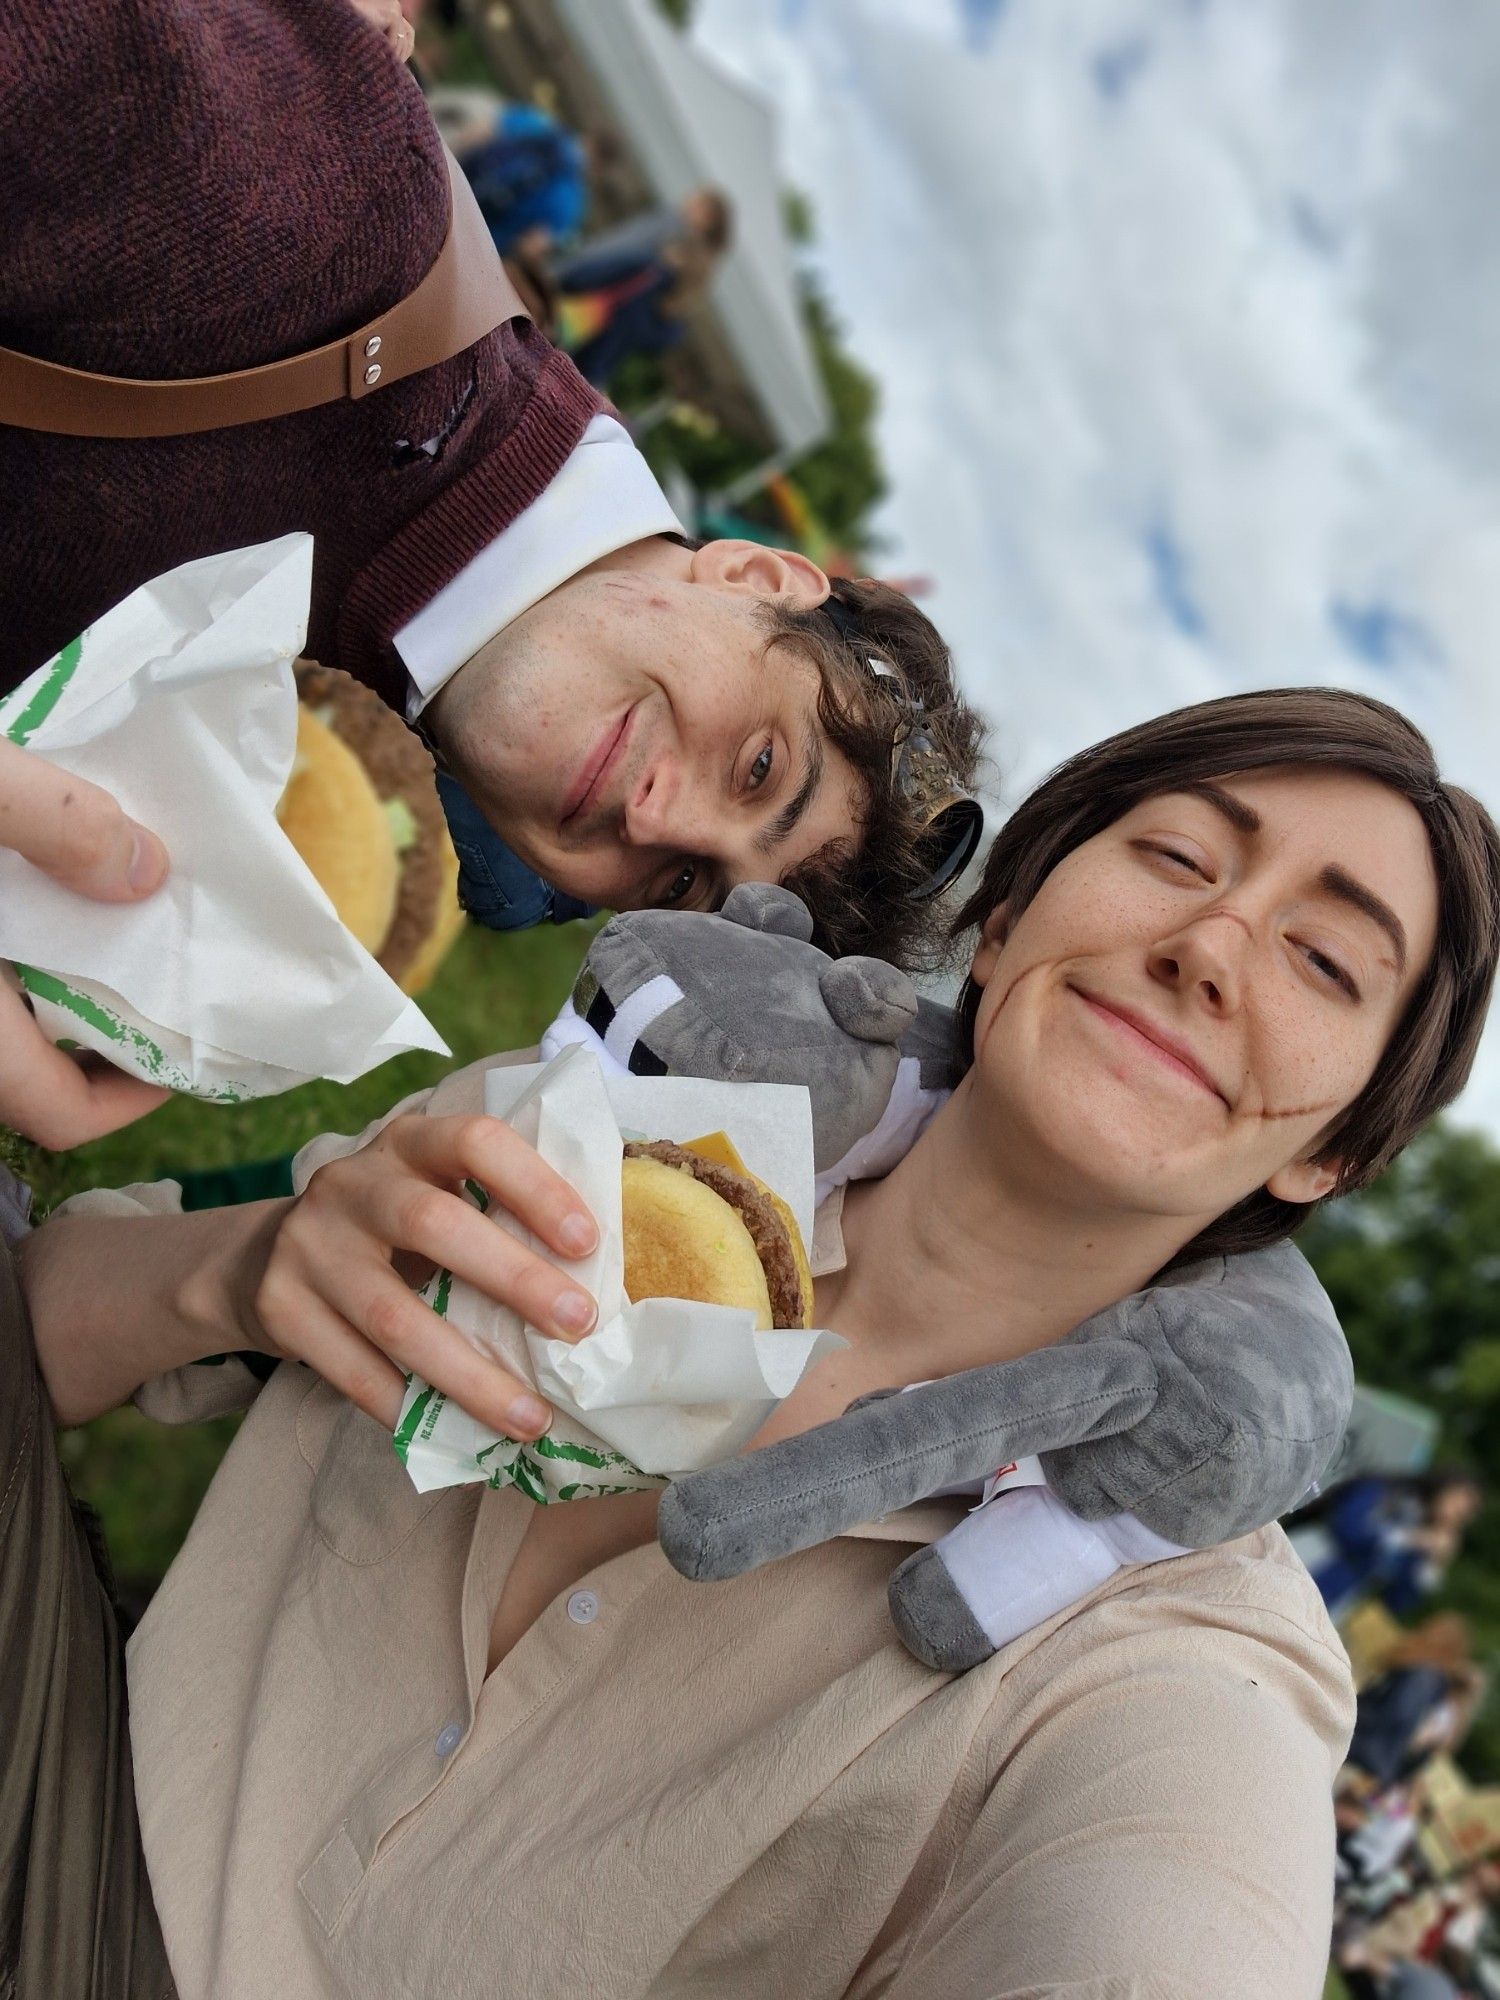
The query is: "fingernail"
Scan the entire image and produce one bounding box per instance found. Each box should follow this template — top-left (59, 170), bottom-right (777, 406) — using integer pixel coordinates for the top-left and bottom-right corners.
top-left (509, 1395), bottom-right (551, 1437)
top-left (552, 1290), bottom-right (595, 1335)
top-left (126, 827), bottom-right (167, 894)
top-left (558, 1213), bottom-right (596, 1257)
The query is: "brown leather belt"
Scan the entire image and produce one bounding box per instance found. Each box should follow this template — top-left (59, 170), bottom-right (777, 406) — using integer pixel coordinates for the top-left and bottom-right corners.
top-left (0, 147), bottom-right (530, 438)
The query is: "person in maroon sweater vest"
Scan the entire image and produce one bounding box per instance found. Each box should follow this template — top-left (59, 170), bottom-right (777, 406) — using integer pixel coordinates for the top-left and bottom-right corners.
top-left (0, 0), bottom-right (982, 968)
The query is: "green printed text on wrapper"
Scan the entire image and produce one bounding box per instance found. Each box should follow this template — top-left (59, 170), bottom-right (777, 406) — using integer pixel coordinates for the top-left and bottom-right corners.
top-left (393, 1262), bottom-right (663, 1501)
top-left (0, 634), bottom-right (84, 747)
top-left (12, 963), bottom-right (245, 1101)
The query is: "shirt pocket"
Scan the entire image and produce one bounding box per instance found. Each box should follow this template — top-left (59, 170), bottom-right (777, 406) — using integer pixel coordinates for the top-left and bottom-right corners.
top-left (302, 1382), bottom-right (451, 1565)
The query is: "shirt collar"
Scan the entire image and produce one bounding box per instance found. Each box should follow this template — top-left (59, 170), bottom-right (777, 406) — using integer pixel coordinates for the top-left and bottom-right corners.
top-left (396, 413), bottom-right (683, 718)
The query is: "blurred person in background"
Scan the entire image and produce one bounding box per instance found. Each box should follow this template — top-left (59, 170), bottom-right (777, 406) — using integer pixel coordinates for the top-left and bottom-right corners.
top-left (1340, 1860), bottom-right (1500, 2000)
top-left (1292, 1469), bottom-right (1484, 1622)
top-left (1337, 1781), bottom-right (1424, 1909)
top-left (553, 186), bottom-right (735, 387)
top-left (1346, 1617), bottom-right (1487, 1791)
top-left (446, 95), bottom-right (607, 261)
top-left (1380, 1968), bottom-right (1464, 2000)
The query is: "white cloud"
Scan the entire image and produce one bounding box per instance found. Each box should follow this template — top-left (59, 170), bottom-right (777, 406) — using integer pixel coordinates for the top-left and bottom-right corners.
top-left (695, 0), bottom-right (1500, 1134)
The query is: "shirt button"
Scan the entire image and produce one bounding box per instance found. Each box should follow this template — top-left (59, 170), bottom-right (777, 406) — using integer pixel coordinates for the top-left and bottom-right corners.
top-left (566, 1589), bottom-right (599, 1625)
top-left (434, 1721), bottom-right (463, 1758)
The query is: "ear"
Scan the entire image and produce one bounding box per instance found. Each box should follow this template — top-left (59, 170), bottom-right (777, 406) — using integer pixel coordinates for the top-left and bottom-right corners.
top-left (966, 904), bottom-right (1009, 991)
top-left (1264, 1154), bottom-right (1341, 1205)
top-left (721, 881), bottom-right (814, 939)
top-left (689, 539), bottom-right (830, 611)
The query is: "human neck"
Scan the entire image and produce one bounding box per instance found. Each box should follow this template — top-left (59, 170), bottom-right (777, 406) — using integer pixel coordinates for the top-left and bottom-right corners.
top-left (576, 530), bottom-right (691, 582)
top-left (825, 1077), bottom-right (1201, 1384)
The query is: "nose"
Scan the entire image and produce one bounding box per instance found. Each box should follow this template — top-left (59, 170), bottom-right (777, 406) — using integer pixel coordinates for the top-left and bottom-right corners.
top-left (1147, 907), bottom-right (1250, 1014)
top-left (622, 754), bottom-right (678, 848)
top-left (622, 754), bottom-right (720, 856)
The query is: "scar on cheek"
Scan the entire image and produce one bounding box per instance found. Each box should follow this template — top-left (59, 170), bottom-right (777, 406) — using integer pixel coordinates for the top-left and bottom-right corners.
top-left (972, 962), bottom-right (1044, 1063)
top-left (995, 962), bottom-right (1046, 1014)
top-left (1257, 1096), bottom-right (1344, 1121)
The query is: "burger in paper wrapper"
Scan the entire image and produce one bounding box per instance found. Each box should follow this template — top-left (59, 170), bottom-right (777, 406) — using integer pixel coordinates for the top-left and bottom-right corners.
top-left (621, 1137), bottom-right (814, 1330)
top-left (393, 1049), bottom-right (841, 1501)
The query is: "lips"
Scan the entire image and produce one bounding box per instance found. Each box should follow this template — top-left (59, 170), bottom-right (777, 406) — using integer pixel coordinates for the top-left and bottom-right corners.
top-left (1071, 986), bottom-right (1228, 1106)
top-left (560, 704), bottom-right (636, 827)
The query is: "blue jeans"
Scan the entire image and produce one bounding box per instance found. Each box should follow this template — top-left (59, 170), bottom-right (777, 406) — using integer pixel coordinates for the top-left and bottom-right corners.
top-left (436, 772), bottom-right (596, 931)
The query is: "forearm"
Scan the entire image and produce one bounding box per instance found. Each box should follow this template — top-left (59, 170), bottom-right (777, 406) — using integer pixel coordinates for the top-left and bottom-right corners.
top-left (17, 1198), bottom-right (288, 1427)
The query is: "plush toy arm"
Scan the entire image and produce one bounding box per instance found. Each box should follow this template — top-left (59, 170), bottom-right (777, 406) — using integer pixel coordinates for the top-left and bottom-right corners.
top-left (657, 1337), bottom-right (1158, 1581)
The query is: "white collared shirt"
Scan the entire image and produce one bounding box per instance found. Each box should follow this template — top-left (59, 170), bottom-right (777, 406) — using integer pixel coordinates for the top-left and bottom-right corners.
top-left (395, 414), bottom-right (683, 718)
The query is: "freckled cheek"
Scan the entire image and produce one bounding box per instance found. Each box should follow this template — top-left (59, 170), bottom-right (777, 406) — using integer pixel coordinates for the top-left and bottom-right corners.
top-left (1246, 999), bottom-right (1386, 1120)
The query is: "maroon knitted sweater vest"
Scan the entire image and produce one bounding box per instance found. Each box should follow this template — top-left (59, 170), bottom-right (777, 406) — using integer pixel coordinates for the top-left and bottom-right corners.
top-left (0, 0), bottom-right (603, 710)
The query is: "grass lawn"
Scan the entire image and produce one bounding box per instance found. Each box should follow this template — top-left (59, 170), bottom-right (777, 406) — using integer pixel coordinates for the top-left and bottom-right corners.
top-left (17, 917), bottom-right (596, 1589)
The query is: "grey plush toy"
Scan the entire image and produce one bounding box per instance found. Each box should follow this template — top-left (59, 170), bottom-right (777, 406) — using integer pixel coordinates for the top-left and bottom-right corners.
top-left (541, 883), bottom-right (1354, 1673)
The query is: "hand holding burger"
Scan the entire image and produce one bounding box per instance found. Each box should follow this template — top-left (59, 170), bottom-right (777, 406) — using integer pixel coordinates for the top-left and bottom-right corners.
top-left (249, 1109), bottom-right (602, 1440)
top-left (0, 737), bottom-right (172, 1148)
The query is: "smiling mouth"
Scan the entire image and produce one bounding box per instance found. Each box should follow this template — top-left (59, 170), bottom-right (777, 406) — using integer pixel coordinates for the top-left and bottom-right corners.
top-left (560, 705), bottom-right (637, 828)
top-left (1070, 986), bottom-right (1228, 1106)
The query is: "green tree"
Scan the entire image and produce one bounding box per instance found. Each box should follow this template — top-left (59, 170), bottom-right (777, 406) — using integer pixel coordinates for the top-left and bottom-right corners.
top-left (792, 280), bottom-right (888, 548)
top-left (1299, 1120), bottom-right (1500, 1776)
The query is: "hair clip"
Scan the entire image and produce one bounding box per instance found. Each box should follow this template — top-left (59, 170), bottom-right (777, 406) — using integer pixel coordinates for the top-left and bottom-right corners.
top-left (821, 590), bottom-right (983, 898)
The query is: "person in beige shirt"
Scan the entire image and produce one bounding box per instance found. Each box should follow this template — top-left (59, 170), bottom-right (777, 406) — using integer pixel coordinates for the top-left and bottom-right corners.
top-left (17, 687), bottom-right (1500, 1999)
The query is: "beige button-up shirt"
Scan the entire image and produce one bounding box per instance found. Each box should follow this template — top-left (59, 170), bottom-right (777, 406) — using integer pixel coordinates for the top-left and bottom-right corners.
top-left (125, 1054), bottom-right (1355, 2000)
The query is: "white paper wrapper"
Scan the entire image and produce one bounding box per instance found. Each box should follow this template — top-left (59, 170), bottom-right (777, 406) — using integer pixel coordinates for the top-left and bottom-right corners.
top-left (395, 1044), bottom-right (845, 1498)
top-left (0, 535), bottom-right (447, 1099)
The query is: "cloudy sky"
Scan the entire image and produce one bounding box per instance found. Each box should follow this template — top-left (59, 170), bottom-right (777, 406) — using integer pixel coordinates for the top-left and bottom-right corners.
top-left (694, 0), bottom-right (1500, 1134)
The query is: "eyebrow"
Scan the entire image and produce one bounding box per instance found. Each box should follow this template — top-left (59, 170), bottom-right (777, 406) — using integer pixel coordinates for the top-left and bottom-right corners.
top-left (755, 727), bottom-right (825, 857)
top-left (1320, 865), bottom-right (1408, 974)
top-left (1178, 780), bottom-right (1262, 834)
top-left (1175, 782), bottom-right (1408, 972)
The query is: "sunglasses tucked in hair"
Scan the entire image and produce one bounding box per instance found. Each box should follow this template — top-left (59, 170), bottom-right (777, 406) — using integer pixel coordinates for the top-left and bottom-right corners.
top-left (759, 576), bottom-right (986, 969)
top-left (953, 688), bottom-right (1500, 1263)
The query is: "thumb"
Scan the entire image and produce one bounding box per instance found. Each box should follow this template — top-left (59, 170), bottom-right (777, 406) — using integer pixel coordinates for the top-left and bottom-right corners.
top-left (0, 739), bottom-right (169, 902)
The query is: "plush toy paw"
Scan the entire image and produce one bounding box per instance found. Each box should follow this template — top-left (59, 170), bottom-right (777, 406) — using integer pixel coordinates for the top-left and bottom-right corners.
top-left (888, 1485), bottom-right (1189, 1672)
top-left (886, 1541), bottom-right (995, 1673)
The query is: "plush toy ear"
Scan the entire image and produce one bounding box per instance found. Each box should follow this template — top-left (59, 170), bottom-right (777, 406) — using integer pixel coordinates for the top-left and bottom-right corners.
top-left (819, 958), bottom-right (919, 1044)
top-left (720, 882), bottom-right (815, 940)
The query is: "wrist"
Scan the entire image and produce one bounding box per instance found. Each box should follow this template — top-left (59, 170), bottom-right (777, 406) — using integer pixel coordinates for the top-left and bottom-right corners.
top-left (177, 1197), bottom-right (293, 1359)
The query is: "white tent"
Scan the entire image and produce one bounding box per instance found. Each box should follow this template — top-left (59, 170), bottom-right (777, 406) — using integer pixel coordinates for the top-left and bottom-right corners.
top-left (550, 0), bottom-right (832, 460)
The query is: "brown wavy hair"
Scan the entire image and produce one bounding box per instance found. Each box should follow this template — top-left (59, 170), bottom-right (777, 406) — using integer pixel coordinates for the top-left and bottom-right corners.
top-left (762, 576), bottom-right (987, 969)
top-left (952, 688), bottom-right (1500, 1262)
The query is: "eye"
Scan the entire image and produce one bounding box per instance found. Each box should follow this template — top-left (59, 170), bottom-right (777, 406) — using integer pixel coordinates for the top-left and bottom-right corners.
top-left (1301, 943), bottom-right (1360, 1000)
top-left (1136, 841), bottom-right (1209, 879)
top-left (747, 742), bottom-right (774, 790)
top-left (659, 862), bottom-right (698, 908)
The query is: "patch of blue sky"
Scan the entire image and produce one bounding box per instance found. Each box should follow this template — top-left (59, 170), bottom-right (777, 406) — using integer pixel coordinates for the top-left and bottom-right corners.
top-left (1329, 600), bottom-right (1443, 673)
top-left (1092, 36), bottom-right (1153, 103)
top-left (954, 0), bottom-right (1010, 53)
top-left (1145, 522), bottom-right (1208, 639)
top-left (1289, 196), bottom-right (1342, 259)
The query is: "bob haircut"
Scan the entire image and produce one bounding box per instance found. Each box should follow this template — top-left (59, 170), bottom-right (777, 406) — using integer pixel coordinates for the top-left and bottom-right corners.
top-left (953, 688), bottom-right (1500, 1264)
